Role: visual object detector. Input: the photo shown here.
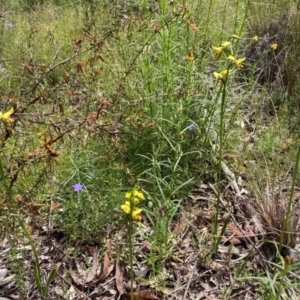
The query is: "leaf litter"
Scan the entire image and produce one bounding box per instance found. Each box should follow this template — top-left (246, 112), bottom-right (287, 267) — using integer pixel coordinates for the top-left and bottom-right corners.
top-left (1, 175), bottom-right (300, 299)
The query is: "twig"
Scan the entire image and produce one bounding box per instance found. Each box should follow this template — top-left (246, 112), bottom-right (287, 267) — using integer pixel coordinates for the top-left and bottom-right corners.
top-left (55, 269), bottom-right (92, 300)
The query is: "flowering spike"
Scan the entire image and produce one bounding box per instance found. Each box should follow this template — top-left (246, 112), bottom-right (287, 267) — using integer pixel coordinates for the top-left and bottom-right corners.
top-left (121, 188), bottom-right (145, 221)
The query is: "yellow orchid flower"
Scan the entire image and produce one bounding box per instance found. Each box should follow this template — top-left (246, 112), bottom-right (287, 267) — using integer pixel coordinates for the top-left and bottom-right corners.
top-left (121, 188), bottom-right (145, 221)
top-left (227, 55), bottom-right (246, 68)
top-left (221, 41), bottom-right (231, 48)
top-left (212, 46), bottom-right (222, 56)
top-left (125, 188), bottom-right (145, 204)
top-left (133, 190), bottom-right (145, 201)
top-left (227, 55), bottom-right (235, 61)
top-left (132, 208), bottom-right (143, 221)
top-left (125, 192), bottom-right (131, 199)
top-left (212, 41), bottom-right (231, 56)
top-left (186, 52), bottom-right (195, 61)
top-left (235, 57), bottom-right (246, 68)
top-left (121, 201), bottom-right (131, 214)
top-left (270, 43), bottom-right (278, 51)
top-left (213, 69), bottom-right (229, 82)
top-left (0, 108), bottom-right (14, 123)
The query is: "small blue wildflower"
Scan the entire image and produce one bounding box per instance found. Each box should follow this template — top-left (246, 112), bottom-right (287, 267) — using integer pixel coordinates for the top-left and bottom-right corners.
top-left (72, 183), bottom-right (84, 192)
top-left (7, 23), bottom-right (15, 28)
top-left (188, 125), bottom-right (196, 131)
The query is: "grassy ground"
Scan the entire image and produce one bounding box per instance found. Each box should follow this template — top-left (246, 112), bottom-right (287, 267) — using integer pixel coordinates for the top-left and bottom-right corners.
top-left (1, 0), bottom-right (300, 299)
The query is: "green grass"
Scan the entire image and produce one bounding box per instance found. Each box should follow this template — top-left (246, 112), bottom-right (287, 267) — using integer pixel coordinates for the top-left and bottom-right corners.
top-left (1, 0), bottom-right (300, 299)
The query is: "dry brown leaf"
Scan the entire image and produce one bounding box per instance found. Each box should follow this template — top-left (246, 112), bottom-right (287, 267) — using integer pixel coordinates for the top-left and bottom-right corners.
top-left (189, 23), bottom-right (197, 31)
top-left (115, 249), bottom-right (125, 295)
top-left (227, 223), bottom-right (255, 238)
top-left (222, 237), bottom-right (242, 245)
top-left (122, 290), bottom-right (158, 300)
top-left (95, 242), bottom-right (111, 284)
top-left (86, 245), bottom-right (99, 283)
top-left (0, 269), bottom-right (14, 286)
top-left (172, 218), bottom-right (184, 235)
top-left (70, 260), bottom-right (86, 286)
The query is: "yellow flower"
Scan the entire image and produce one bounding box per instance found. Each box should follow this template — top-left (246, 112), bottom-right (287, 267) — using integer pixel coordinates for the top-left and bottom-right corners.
top-left (227, 55), bottom-right (235, 61)
top-left (221, 41), bottom-right (231, 49)
top-left (252, 35), bottom-right (258, 42)
top-left (186, 52), bottom-right (195, 61)
top-left (213, 69), bottom-right (229, 82)
top-left (125, 188), bottom-right (145, 201)
top-left (132, 208), bottom-right (143, 221)
top-left (121, 188), bottom-right (145, 221)
top-left (270, 43), bottom-right (278, 51)
top-left (227, 55), bottom-right (246, 68)
top-left (235, 57), bottom-right (246, 68)
top-left (212, 46), bottom-right (222, 56)
top-left (134, 190), bottom-right (145, 201)
top-left (212, 41), bottom-right (231, 56)
top-left (121, 201), bottom-right (131, 214)
top-left (231, 34), bottom-right (241, 39)
top-left (0, 108), bottom-right (14, 123)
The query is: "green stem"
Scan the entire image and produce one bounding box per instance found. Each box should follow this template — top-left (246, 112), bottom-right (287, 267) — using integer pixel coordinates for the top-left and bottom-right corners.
top-left (125, 218), bottom-right (134, 300)
top-left (212, 69), bottom-right (229, 255)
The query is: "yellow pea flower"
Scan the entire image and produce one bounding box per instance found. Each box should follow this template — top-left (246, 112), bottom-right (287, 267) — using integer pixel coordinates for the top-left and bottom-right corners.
top-left (121, 201), bottom-right (131, 214)
top-left (235, 57), bottom-right (246, 68)
top-left (125, 192), bottom-right (131, 199)
top-left (252, 36), bottom-right (258, 42)
top-left (121, 188), bottom-right (145, 221)
top-left (132, 208), bottom-right (143, 221)
top-left (212, 46), bottom-right (222, 56)
top-left (270, 43), bottom-right (278, 51)
top-left (213, 69), bottom-right (229, 82)
top-left (227, 55), bottom-right (246, 68)
top-left (186, 52), bottom-right (195, 61)
top-left (227, 55), bottom-right (236, 61)
top-left (221, 41), bottom-right (231, 48)
top-left (133, 190), bottom-right (145, 201)
top-left (0, 108), bottom-right (14, 123)
top-left (212, 41), bottom-right (231, 56)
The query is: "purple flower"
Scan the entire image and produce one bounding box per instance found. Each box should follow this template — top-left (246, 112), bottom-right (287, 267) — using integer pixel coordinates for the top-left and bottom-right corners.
top-left (7, 23), bottom-right (15, 28)
top-left (72, 183), bottom-right (84, 192)
top-left (188, 125), bottom-right (196, 131)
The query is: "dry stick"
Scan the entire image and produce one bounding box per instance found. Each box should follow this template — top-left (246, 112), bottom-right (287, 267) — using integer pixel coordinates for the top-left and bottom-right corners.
top-left (8, 115), bottom-right (88, 191)
top-left (181, 258), bottom-right (198, 300)
top-left (24, 29), bottom-right (114, 100)
top-left (55, 269), bottom-right (92, 300)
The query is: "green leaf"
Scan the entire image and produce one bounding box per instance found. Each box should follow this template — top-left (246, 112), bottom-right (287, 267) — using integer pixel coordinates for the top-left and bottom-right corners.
top-left (45, 269), bottom-right (56, 295)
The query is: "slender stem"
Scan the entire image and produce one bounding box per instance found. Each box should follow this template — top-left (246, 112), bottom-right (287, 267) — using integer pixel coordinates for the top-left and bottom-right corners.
top-left (213, 70), bottom-right (229, 255)
top-left (126, 218), bottom-right (134, 300)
